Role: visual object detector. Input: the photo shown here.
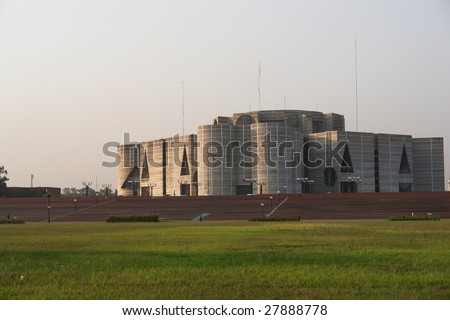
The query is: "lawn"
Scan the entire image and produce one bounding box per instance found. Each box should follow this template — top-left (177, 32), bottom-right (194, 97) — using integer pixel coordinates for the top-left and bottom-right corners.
top-left (0, 220), bottom-right (449, 299)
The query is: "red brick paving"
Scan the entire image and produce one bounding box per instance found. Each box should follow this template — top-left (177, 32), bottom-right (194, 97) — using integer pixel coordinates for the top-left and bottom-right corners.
top-left (0, 192), bottom-right (449, 222)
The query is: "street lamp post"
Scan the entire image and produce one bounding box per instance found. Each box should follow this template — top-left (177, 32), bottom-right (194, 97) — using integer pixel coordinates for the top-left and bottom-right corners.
top-left (43, 189), bottom-right (51, 224)
top-left (96, 192), bottom-right (99, 207)
top-left (74, 199), bottom-right (77, 212)
top-left (347, 176), bottom-right (362, 192)
top-left (47, 194), bottom-right (51, 223)
top-left (260, 203), bottom-right (264, 218)
top-left (243, 178), bottom-right (257, 195)
top-left (257, 181), bottom-right (266, 195)
top-left (277, 190), bottom-right (280, 202)
top-left (296, 177), bottom-right (315, 193)
top-left (102, 184), bottom-right (112, 197)
top-left (283, 186), bottom-right (287, 198)
top-left (149, 182), bottom-right (157, 198)
top-left (82, 181), bottom-right (92, 197)
top-left (270, 196), bottom-right (273, 211)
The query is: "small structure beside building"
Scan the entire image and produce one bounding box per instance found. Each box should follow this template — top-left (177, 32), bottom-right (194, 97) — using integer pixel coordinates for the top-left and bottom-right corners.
top-left (5, 187), bottom-right (61, 198)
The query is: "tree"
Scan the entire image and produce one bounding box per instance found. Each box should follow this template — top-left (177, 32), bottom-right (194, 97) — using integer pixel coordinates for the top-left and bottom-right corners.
top-left (0, 166), bottom-right (9, 197)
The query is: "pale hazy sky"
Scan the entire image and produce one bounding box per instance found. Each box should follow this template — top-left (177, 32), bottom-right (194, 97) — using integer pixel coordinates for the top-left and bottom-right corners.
top-left (1, 0), bottom-right (449, 190)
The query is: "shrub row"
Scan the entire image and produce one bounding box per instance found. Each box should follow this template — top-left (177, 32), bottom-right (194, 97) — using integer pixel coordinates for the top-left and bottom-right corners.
top-left (0, 219), bottom-right (25, 224)
top-left (249, 217), bottom-right (299, 222)
top-left (387, 215), bottom-right (440, 221)
top-left (105, 214), bottom-right (159, 223)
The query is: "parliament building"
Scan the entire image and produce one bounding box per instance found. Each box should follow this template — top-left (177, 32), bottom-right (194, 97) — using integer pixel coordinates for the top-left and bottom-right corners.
top-left (117, 109), bottom-right (445, 196)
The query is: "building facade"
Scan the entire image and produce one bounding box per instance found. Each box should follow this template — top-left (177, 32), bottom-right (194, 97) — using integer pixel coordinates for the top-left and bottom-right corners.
top-left (117, 110), bottom-right (445, 196)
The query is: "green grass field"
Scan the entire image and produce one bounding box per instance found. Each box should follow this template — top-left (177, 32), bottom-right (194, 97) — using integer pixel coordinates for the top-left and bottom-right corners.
top-left (0, 220), bottom-right (449, 299)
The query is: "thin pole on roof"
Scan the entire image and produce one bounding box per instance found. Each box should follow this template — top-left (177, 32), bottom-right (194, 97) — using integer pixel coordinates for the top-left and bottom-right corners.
top-left (355, 34), bottom-right (359, 132)
top-left (258, 61), bottom-right (261, 110)
top-left (181, 80), bottom-right (185, 136)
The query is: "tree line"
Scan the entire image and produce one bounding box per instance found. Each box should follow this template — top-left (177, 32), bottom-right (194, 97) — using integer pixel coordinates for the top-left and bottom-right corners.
top-left (62, 187), bottom-right (116, 197)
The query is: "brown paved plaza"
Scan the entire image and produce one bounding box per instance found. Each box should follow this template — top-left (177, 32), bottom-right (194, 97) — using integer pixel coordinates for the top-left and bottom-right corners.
top-left (1, 192), bottom-right (449, 223)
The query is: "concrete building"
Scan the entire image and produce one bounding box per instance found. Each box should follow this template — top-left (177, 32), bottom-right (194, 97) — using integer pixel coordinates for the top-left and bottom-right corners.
top-left (117, 110), bottom-right (445, 196)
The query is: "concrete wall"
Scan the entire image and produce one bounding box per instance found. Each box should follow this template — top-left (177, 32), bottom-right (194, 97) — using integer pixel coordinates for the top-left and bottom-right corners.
top-left (323, 113), bottom-right (345, 132)
top-left (139, 140), bottom-right (165, 196)
top-left (165, 134), bottom-right (197, 196)
top-left (412, 138), bottom-right (445, 191)
top-left (338, 131), bottom-right (375, 193)
top-left (376, 134), bottom-right (413, 192)
top-left (306, 131), bottom-right (375, 193)
top-left (117, 144), bottom-right (140, 196)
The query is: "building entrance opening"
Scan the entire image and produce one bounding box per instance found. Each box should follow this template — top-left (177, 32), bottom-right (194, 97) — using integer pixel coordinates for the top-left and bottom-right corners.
top-left (180, 184), bottom-right (190, 196)
top-left (340, 181), bottom-right (358, 193)
top-left (236, 185), bottom-right (252, 195)
top-left (141, 186), bottom-right (150, 197)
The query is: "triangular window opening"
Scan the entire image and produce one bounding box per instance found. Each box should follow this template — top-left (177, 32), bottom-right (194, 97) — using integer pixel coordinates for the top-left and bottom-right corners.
top-left (399, 145), bottom-right (411, 174)
top-left (121, 166), bottom-right (140, 189)
top-left (340, 144), bottom-right (354, 173)
top-left (141, 151), bottom-right (150, 179)
top-left (180, 146), bottom-right (190, 176)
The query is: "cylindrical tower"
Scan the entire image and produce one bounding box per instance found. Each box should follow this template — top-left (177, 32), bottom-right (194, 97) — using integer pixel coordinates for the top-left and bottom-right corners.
top-left (251, 123), bottom-right (303, 194)
top-left (197, 124), bottom-right (236, 195)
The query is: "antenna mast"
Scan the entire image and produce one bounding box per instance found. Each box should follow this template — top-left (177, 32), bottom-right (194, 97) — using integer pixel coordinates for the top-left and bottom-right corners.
top-left (355, 34), bottom-right (359, 132)
top-left (258, 61), bottom-right (261, 110)
top-left (181, 80), bottom-right (185, 136)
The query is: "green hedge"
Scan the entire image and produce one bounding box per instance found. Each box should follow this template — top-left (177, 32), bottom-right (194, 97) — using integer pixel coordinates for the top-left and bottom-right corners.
top-left (387, 215), bottom-right (440, 221)
top-left (249, 217), bottom-right (299, 222)
top-left (106, 214), bottom-right (159, 223)
top-left (0, 219), bottom-right (25, 224)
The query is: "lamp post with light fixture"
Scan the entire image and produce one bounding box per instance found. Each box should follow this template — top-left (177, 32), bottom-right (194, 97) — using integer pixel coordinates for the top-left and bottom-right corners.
top-left (257, 181), bottom-right (266, 195)
top-left (102, 184), bottom-right (112, 197)
top-left (296, 177), bottom-right (315, 194)
top-left (347, 176), bottom-right (362, 192)
top-left (42, 189), bottom-right (51, 224)
top-left (243, 178), bottom-right (257, 195)
top-left (149, 182), bottom-right (157, 197)
top-left (82, 181), bottom-right (92, 197)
